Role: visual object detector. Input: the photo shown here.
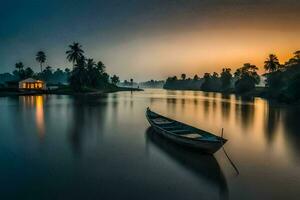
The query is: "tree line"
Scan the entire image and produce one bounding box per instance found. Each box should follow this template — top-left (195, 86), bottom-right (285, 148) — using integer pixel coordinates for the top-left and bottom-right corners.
top-left (10, 42), bottom-right (121, 91)
top-left (164, 50), bottom-right (300, 102)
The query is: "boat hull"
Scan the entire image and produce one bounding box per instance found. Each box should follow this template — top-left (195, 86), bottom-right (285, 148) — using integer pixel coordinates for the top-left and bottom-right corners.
top-left (151, 122), bottom-right (224, 154)
top-left (146, 109), bottom-right (226, 154)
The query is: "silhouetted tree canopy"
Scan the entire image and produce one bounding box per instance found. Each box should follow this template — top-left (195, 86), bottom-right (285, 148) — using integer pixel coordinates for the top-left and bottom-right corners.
top-left (201, 73), bottom-right (221, 92)
top-left (264, 54), bottom-right (280, 72)
top-left (111, 75), bottom-right (120, 85)
top-left (66, 42), bottom-right (84, 68)
top-left (220, 68), bottom-right (232, 90)
top-left (1, 42), bottom-right (121, 93)
top-left (234, 63), bottom-right (260, 93)
top-left (164, 74), bottom-right (203, 90)
top-left (181, 73), bottom-right (186, 80)
top-left (67, 55), bottom-right (112, 91)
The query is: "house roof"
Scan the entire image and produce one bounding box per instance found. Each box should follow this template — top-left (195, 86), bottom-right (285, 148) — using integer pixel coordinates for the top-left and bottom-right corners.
top-left (19, 78), bottom-right (44, 83)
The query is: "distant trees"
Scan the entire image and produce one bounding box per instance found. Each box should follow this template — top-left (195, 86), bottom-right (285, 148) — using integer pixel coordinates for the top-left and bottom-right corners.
top-left (294, 50), bottom-right (300, 61)
top-left (53, 68), bottom-right (64, 81)
top-left (264, 54), bottom-right (280, 72)
top-left (65, 43), bottom-right (115, 91)
top-left (163, 61), bottom-right (265, 93)
top-left (36, 51), bottom-right (46, 72)
top-left (130, 78), bottom-right (133, 87)
top-left (15, 62), bottom-right (24, 72)
top-left (96, 61), bottom-right (106, 74)
top-left (234, 63), bottom-right (260, 93)
top-left (65, 68), bottom-right (71, 75)
top-left (201, 73), bottom-right (212, 91)
top-left (13, 62), bottom-right (34, 80)
top-left (139, 80), bottom-right (165, 88)
top-left (171, 76), bottom-right (177, 81)
top-left (111, 75), bottom-right (120, 85)
top-left (4, 42), bottom-right (121, 92)
top-left (38, 66), bottom-right (52, 81)
top-left (181, 73), bottom-right (186, 80)
top-left (286, 50), bottom-right (300, 66)
top-left (220, 68), bottom-right (232, 90)
top-left (164, 74), bottom-right (203, 90)
top-left (193, 74), bottom-right (199, 80)
top-left (24, 67), bottom-right (34, 78)
top-left (201, 72), bottom-right (221, 92)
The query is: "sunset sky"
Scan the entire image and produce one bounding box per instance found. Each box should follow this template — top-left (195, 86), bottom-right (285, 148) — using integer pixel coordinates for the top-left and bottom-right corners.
top-left (1, 0), bottom-right (300, 81)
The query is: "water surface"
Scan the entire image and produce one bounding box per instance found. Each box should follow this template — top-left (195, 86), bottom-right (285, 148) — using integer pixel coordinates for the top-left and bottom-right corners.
top-left (0, 89), bottom-right (300, 199)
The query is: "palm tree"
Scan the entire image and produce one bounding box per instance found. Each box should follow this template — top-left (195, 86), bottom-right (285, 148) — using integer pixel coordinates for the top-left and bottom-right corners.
top-left (15, 62), bottom-right (24, 72)
top-left (264, 54), bottom-right (280, 72)
top-left (96, 61), bottom-right (106, 74)
top-left (69, 56), bottom-right (87, 91)
top-left (86, 58), bottom-right (95, 69)
top-left (86, 58), bottom-right (96, 86)
top-left (66, 42), bottom-right (84, 68)
top-left (36, 51), bottom-right (46, 73)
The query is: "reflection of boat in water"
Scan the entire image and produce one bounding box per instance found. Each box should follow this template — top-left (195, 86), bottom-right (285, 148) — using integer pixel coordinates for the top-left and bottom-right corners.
top-left (145, 127), bottom-right (228, 199)
top-left (146, 108), bottom-right (227, 154)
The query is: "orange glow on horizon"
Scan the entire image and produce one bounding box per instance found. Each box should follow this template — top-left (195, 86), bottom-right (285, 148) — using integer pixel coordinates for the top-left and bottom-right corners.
top-left (100, 28), bottom-right (299, 80)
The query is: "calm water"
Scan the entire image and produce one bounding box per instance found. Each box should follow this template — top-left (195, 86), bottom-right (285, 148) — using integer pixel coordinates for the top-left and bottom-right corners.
top-left (1, 89), bottom-right (300, 200)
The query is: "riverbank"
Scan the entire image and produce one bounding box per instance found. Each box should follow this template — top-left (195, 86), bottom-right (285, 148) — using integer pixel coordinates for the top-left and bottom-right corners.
top-left (0, 86), bottom-right (143, 97)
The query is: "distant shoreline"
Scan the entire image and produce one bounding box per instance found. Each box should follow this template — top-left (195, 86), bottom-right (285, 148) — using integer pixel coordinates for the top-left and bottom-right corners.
top-left (0, 87), bottom-right (143, 97)
top-left (163, 87), bottom-right (300, 105)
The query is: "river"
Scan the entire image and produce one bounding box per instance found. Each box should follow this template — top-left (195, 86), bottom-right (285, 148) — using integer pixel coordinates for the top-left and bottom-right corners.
top-left (0, 89), bottom-right (300, 199)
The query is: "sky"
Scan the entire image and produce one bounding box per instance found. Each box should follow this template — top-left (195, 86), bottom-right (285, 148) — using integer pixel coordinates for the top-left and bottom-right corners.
top-left (1, 0), bottom-right (300, 81)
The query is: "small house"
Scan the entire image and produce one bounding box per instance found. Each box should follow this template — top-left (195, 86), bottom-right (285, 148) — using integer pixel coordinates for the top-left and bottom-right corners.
top-left (19, 78), bottom-right (46, 90)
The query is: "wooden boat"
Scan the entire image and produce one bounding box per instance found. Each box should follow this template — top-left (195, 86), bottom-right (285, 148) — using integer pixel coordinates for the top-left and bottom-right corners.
top-left (145, 108), bottom-right (227, 154)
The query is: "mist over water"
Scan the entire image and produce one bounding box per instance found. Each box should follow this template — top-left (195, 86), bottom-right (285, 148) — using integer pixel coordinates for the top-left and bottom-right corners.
top-left (0, 89), bottom-right (300, 199)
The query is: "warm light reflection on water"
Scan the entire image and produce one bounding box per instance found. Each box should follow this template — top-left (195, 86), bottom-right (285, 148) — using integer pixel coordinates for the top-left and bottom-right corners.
top-left (35, 96), bottom-right (45, 139)
top-left (20, 95), bottom-right (45, 140)
top-left (0, 90), bottom-right (300, 200)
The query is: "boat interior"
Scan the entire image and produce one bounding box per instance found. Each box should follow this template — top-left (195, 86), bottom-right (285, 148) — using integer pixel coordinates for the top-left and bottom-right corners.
top-left (150, 116), bottom-right (210, 139)
top-left (147, 109), bottom-right (221, 141)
